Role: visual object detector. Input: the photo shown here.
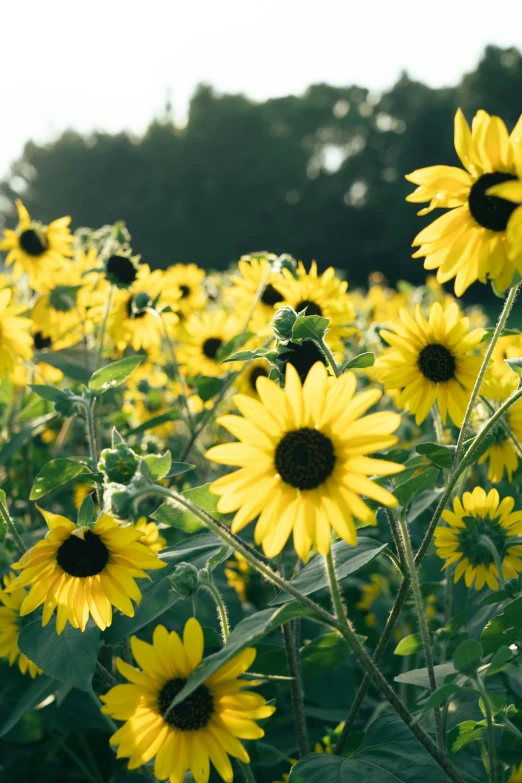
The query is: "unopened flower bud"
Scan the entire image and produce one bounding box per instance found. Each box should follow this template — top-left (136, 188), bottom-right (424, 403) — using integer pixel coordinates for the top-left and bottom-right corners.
top-left (271, 306), bottom-right (297, 343)
top-left (99, 445), bottom-right (139, 485)
top-left (170, 562), bottom-right (199, 598)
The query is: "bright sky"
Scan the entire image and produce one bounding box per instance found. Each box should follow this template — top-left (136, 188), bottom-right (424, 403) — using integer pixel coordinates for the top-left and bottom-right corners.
top-left (3, 0), bottom-right (522, 178)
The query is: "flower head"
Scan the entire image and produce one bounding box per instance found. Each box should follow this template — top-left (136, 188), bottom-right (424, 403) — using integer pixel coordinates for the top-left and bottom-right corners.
top-left (5, 509), bottom-right (165, 633)
top-left (100, 618), bottom-right (275, 783)
top-left (406, 109), bottom-right (522, 295)
top-left (207, 362), bottom-right (403, 562)
top-left (0, 573), bottom-right (42, 678)
top-left (0, 287), bottom-right (33, 376)
top-left (435, 487), bottom-right (522, 590)
top-left (0, 200), bottom-right (73, 291)
top-left (376, 302), bottom-right (485, 426)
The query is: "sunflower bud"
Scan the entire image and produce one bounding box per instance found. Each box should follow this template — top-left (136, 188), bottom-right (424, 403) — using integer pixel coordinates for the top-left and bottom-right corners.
top-left (105, 483), bottom-right (133, 520)
top-left (271, 306), bottom-right (297, 343)
top-left (53, 388), bottom-right (85, 418)
top-left (169, 562), bottom-right (199, 598)
top-left (99, 445), bottom-right (139, 485)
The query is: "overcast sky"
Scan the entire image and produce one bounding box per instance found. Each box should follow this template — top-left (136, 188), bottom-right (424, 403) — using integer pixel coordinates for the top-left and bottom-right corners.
top-left (3, 0), bottom-right (522, 177)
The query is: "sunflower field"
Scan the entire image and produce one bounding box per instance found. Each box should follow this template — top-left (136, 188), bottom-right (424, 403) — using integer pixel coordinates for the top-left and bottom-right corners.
top-left (1, 108), bottom-right (522, 783)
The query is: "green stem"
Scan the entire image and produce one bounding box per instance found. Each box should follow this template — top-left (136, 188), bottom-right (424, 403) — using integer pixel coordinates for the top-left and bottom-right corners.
top-left (385, 507), bottom-right (408, 571)
top-left (95, 285), bottom-right (113, 370)
top-left (319, 338), bottom-right (340, 377)
top-left (397, 510), bottom-right (444, 749)
top-left (455, 283), bottom-right (520, 464)
top-left (203, 580), bottom-right (230, 642)
top-left (238, 759), bottom-right (257, 783)
top-left (95, 661), bottom-right (117, 689)
top-left (0, 497), bottom-right (26, 553)
top-left (473, 676), bottom-right (497, 783)
top-left (282, 621), bottom-right (309, 757)
top-left (432, 405), bottom-right (445, 446)
top-left (334, 577), bottom-right (411, 754)
top-left (325, 551), bottom-right (348, 625)
top-left (84, 399), bottom-right (102, 507)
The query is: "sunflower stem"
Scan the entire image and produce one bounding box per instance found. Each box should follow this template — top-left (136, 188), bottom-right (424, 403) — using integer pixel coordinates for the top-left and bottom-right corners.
top-left (282, 621), bottom-right (309, 757)
top-left (95, 661), bottom-right (117, 689)
top-left (0, 496), bottom-right (26, 553)
top-left (472, 675), bottom-right (497, 783)
top-left (84, 398), bottom-right (103, 507)
top-left (396, 510), bottom-right (445, 749)
top-left (432, 405), bottom-right (445, 446)
top-left (95, 284), bottom-right (113, 371)
top-left (324, 550), bottom-right (348, 626)
top-left (318, 338), bottom-right (340, 377)
top-left (238, 760), bottom-right (257, 783)
top-left (203, 579), bottom-right (230, 642)
top-left (334, 577), bottom-right (411, 754)
top-left (385, 507), bottom-right (408, 571)
top-left (454, 282), bottom-right (520, 465)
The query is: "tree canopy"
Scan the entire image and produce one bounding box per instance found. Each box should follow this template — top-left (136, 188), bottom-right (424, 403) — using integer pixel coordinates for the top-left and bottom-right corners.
top-left (1, 45), bottom-right (522, 292)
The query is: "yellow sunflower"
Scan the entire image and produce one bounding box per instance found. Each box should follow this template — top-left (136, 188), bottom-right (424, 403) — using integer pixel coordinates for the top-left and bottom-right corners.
top-left (32, 248), bottom-right (108, 344)
top-left (100, 618), bottom-right (275, 783)
top-left (435, 487), bottom-right (522, 591)
top-left (487, 135), bottom-right (522, 269)
top-left (509, 763), bottom-right (522, 783)
top-left (164, 263), bottom-right (207, 316)
top-left (110, 265), bottom-right (181, 352)
top-left (406, 109), bottom-right (522, 296)
top-left (5, 509), bottom-right (165, 634)
top-left (0, 199), bottom-right (73, 291)
top-left (273, 261), bottom-right (355, 348)
top-left (228, 254), bottom-right (283, 329)
top-left (207, 362), bottom-right (403, 562)
top-left (376, 302), bottom-right (485, 426)
top-left (0, 287), bottom-right (33, 376)
top-left (0, 573), bottom-right (42, 678)
top-left (134, 518), bottom-right (167, 553)
top-left (178, 310), bottom-right (242, 378)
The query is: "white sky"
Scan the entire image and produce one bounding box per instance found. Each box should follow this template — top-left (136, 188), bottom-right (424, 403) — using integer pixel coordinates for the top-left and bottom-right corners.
top-left (2, 0), bottom-right (522, 178)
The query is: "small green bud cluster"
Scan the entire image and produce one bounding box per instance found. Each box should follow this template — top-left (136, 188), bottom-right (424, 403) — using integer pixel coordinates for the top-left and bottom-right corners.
top-left (99, 444), bottom-right (139, 485)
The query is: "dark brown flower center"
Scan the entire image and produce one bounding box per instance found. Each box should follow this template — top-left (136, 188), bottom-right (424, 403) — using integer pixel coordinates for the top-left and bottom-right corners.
top-left (202, 337), bottom-right (223, 360)
top-left (278, 339), bottom-right (328, 382)
top-left (34, 332), bottom-right (52, 350)
top-left (158, 678), bottom-right (214, 730)
top-left (468, 172), bottom-right (518, 232)
top-left (106, 255), bottom-right (138, 287)
top-left (261, 284), bottom-right (284, 307)
top-left (249, 365), bottom-right (269, 391)
top-left (418, 343), bottom-right (456, 383)
top-left (56, 530), bottom-right (109, 577)
top-left (179, 285), bottom-right (191, 299)
top-left (20, 228), bottom-right (47, 257)
top-left (275, 427), bottom-right (336, 490)
top-left (295, 299), bottom-right (323, 317)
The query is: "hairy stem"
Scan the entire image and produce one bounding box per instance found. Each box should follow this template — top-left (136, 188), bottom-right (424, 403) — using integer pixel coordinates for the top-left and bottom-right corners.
top-left (282, 621), bottom-right (309, 757)
top-left (473, 676), bottom-right (497, 783)
top-left (84, 399), bottom-right (102, 506)
top-left (0, 497), bottom-right (26, 553)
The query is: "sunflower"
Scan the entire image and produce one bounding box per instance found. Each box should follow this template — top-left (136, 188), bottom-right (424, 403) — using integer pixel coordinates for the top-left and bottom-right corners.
top-left (509, 763), bottom-right (522, 783)
top-left (228, 254), bottom-right (283, 329)
top-left (178, 310), bottom-right (242, 378)
top-left (434, 487), bottom-right (522, 590)
top-left (110, 265), bottom-right (180, 352)
top-left (375, 302), bottom-right (485, 426)
top-left (164, 263), bottom-right (207, 316)
top-left (5, 509), bottom-right (166, 634)
top-left (273, 261), bottom-right (355, 348)
top-left (0, 573), bottom-right (42, 678)
top-left (487, 137), bottom-right (522, 269)
top-left (236, 358), bottom-right (271, 399)
top-left (406, 109), bottom-right (522, 296)
top-left (100, 618), bottom-right (275, 783)
top-left (134, 518), bottom-right (167, 553)
top-left (32, 248), bottom-right (108, 344)
top-left (207, 362), bottom-right (403, 562)
top-left (0, 287), bottom-right (33, 377)
top-left (0, 200), bottom-right (73, 291)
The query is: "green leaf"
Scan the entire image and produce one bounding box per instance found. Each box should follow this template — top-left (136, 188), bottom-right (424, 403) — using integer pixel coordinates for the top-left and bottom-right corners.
top-left (206, 545), bottom-right (233, 572)
top-left (393, 466), bottom-right (440, 507)
top-left (482, 327), bottom-right (520, 341)
top-left (0, 675), bottom-right (58, 738)
top-left (300, 633), bottom-right (353, 679)
top-left (165, 462), bottom-right (195, 478)
top-left (271, 537), bottom-right (388, 604)
top-left (453, 639), bottom-right (482, 674)
top-left (164, 603), bottom-right (316, 710)
top-left (478, 693), bottom-right (506, 718)
top-left (394, 662), bottom-right (456, 688)
top-left (128, 408), bottom-right (180, 435)
top-left (292, 313), bottom-right (329, 342)
top-left (216, 331), bottom-right (255, 362)
top-left (88, 355), bottom-right (143, 393)
top-left (447, 720), bottom-right (486, 753)
top-left (339, 352), bottom-right (375, 372)
top-left (416, 442), bottom-right (454, 469)
top-left (407, 489), bottom-right (443, 522)
top-left (222, 347), bottom-right (277, 364)
top-left (487, 645), bottom-right (513, 676)
top-left (151, 483), bottom-right (222, 533)
top-left (35, 347), bottom-right (94, 383)
top-left (30, 458), bottom-right (90, 500)
top-left (141, 451), bottom-right (172, 481)
top-left (394, 633), bottom-right (422, 656)
top-left (289, 713), bottom-right (453, 783)
top-left (0, 413), bottom-right (56, 465)
top-left (506, 356), bottom-right (522, 378)
top-left (416, 683), bottom-right (463, 715)
top-left (77, 494), bottom-right (95, 528)
top-left (18, 620), bottom-right (100, 691)
top-left (30, 384), bottom-right (70, 403)
top-left (481, 597), bottom-right (522, 654)
top-left (104, 531), bottom-right (229, 643)
top-left (192, 376), bottom-right (224, 402)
